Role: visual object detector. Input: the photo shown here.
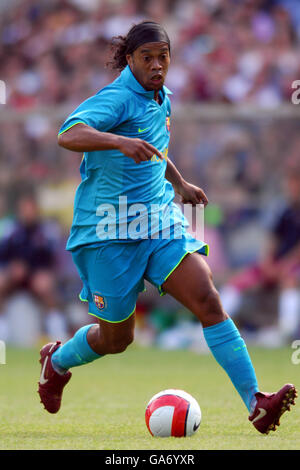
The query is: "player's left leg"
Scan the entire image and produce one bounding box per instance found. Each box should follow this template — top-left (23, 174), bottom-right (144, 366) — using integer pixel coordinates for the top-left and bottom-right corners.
top-left (161, 252), bottom-right (297, 433)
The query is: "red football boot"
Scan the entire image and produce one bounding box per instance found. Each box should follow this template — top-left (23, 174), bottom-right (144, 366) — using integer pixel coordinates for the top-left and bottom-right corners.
top-left (249, 383), bottom-right (297, 434)
top-left (38, 341), bottom-right (72, 414)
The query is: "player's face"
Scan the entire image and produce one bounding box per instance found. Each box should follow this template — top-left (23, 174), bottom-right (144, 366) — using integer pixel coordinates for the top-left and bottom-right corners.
top-left (126, 42), bottom-right (170, 92)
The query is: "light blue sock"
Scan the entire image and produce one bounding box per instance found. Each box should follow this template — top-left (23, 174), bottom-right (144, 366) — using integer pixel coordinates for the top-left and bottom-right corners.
top-left (203, 318), bottom-right (259, 412)
top-left (51, 324), bottom-right (102, 372)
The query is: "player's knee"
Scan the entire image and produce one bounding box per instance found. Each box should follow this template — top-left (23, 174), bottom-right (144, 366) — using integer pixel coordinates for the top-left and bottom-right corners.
top-left (106, 334), bottom-right (134, 354)
top-left (106, 342), bottom-right (130, 354)
top-left (193, 285), bottom-right (226, 325)
top-left (198, 285), bottom-right (220, 310)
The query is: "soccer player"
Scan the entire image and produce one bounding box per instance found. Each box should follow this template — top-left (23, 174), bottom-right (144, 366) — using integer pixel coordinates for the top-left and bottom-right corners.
top-left (38, 21), bottom-right (297, 434)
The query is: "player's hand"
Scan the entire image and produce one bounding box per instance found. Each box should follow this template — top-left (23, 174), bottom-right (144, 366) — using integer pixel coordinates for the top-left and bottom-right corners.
top-left (118, 136), bottom-right (163, 164)
top-left (176, 180), bottom-right (209, 207)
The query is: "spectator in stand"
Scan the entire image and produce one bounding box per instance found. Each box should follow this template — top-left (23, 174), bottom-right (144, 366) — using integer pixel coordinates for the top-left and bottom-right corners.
top-left (0, 193), bottom-right (69, 342)
top-left (220, 166), bottom-right (300, 344)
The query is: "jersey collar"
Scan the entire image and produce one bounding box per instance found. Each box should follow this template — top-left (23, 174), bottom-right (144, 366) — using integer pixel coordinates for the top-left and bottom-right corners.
top-left (121, 65), bottom-right (172, 99)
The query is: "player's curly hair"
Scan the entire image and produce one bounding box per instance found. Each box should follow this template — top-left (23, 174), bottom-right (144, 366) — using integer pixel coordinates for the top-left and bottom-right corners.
top-left (106, 21), bottom-right (170, 71)
top-left (106, 34), bottom-right (128, 71)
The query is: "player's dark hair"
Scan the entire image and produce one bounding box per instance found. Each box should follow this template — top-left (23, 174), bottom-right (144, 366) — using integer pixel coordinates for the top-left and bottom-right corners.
top-left (107, 20), bottom-right (170, 71)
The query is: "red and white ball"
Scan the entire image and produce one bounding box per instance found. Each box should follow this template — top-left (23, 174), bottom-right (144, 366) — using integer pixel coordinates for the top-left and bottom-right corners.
top-left (145, 389), bottom-right (201, 437)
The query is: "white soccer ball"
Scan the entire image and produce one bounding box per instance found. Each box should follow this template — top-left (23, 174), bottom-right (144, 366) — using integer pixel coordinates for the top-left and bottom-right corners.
top-left (145, 389), bottom-right (201, 437)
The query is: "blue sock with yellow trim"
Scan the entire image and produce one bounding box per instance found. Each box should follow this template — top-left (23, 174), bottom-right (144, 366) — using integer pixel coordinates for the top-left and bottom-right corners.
top-left (51, 324), bottom-right (102, 373)
top-left (203, 318), bottom-right (259, 412)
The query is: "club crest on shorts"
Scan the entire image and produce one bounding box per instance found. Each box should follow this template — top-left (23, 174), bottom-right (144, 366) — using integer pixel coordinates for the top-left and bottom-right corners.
top-left (93, 292), bottom-right (105, 310)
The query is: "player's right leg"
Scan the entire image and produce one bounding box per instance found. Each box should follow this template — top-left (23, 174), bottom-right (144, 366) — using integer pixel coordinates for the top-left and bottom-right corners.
top-left (38, 240), bottom-right (147, 414)
top-left (38, 315), bottom-right (135, 413)
top-left (86, 314), bottom-right (135, 355)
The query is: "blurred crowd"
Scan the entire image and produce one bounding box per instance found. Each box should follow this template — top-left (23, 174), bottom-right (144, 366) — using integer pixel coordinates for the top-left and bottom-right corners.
top-left (2, 0), bottom-right (300, 107)
top-left (0, 0), bottom-right (300, 348)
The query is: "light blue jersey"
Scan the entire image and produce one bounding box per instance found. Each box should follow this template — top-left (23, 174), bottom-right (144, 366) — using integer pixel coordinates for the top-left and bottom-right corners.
top-left (59, 65), bottom-right (208, 323)
top-left (59, 65), bottom-right (183, 250)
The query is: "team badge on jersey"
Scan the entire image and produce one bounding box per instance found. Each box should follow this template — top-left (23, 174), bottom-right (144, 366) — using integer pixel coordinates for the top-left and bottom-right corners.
top-left (166, 116), bottom-right (170, 132)
top-left (93, 292), bottom-right (105, 310)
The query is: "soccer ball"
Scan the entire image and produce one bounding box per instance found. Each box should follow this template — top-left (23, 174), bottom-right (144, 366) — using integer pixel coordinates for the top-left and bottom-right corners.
top-left (145, 389), bottom-right (201, 437)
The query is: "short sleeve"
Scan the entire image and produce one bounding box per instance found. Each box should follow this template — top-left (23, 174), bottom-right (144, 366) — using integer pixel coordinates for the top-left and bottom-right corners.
top-left (58, 88), bottom-right (126, 136)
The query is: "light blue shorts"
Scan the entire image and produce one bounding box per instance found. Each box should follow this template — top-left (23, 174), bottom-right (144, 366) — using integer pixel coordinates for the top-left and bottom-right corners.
top-left (71, 231), bottom-right (209, 323)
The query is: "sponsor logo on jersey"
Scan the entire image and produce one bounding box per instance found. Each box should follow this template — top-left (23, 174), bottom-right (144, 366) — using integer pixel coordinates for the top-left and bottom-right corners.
top-left (150, 147), bottom-right (168, 163)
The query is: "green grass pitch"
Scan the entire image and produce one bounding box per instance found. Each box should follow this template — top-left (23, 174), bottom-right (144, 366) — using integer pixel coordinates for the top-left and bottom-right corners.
top-left (0, 345), bottom-right (299, 450)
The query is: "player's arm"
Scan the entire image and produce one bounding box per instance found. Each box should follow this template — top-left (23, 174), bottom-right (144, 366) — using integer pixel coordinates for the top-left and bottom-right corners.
top-left (58, 122), bottom-right (163, 164)
top-left (165, 158), bottom-right (209, 207)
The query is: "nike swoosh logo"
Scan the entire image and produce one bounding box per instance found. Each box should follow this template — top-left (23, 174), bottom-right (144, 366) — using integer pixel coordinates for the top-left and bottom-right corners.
top-left (252, 408), bottom-right (267, 423)
top-left (40, 356), bottom-right (49, 385)
top-left (138, 127), bottom-right (149, 133)
top-left (39, 343), bottom-right (56, 385)
top-left (193, 421), bottom-right (200, 432)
